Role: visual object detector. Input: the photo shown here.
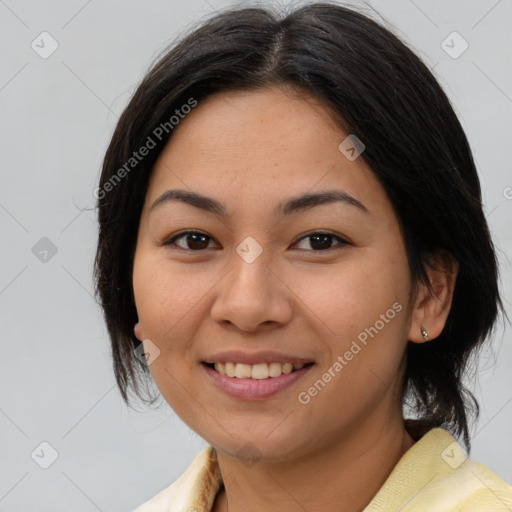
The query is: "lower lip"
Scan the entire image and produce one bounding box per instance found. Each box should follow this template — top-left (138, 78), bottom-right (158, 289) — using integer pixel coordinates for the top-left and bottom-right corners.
top-left (201, 362), bottom-right (314, 401)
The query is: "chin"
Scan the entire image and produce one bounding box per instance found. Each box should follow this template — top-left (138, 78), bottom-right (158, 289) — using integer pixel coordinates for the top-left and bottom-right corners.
top-left (211, 431), bottom-right (306, 464)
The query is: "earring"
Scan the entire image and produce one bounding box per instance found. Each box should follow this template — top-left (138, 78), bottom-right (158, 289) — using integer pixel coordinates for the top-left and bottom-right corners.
top-left (420, 325), bottom-right (429, 342)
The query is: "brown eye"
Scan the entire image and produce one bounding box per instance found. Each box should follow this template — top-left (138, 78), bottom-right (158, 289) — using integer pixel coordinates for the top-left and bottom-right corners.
top-left (293, 232), bottom-right (348, 251)
top-left (163, 230), bottom-right (348, 253)
top-left (164, 231), bottom-right (214, 251)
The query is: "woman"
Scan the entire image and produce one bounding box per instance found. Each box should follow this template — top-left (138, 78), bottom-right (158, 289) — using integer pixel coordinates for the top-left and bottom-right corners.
top-left (94, 2), bottom-right (512, 511)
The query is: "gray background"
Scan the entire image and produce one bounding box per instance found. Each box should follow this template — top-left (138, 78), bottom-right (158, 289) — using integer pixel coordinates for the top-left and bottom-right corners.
top-left (0, 0), bottom-right (511, 510)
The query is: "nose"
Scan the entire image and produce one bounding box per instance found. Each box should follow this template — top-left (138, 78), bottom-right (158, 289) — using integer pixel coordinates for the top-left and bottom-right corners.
top-left (210, 245), bottom-right (294, 333)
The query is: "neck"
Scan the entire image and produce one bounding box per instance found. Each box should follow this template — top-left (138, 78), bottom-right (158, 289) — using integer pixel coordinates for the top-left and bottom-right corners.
top-left (212, 417), bottom-right (416, 512)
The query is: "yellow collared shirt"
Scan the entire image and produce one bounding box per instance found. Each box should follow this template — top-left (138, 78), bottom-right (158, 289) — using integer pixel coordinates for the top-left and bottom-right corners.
top-left (133, 428), bottom-right (512, 511)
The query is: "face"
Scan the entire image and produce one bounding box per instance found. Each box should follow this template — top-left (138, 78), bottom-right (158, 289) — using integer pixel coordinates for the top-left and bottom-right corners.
top-left (132, 86), bottom-right (416, 462)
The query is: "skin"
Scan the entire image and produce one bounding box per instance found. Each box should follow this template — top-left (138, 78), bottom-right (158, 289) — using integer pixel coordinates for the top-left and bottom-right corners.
top-left (132, 85), bottom-right (458, 512)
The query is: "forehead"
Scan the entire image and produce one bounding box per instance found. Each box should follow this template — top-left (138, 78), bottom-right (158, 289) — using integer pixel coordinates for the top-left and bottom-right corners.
top-left (144, 87), bottom-right (391, 220)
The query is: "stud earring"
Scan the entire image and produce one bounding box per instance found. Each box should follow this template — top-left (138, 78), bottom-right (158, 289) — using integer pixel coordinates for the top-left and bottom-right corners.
top-left (420, 325), bottom-right (429, 342)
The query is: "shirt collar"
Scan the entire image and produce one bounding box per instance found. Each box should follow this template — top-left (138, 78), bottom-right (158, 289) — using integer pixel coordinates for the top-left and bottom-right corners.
top-left (137, 426), bottom-right (511, 511)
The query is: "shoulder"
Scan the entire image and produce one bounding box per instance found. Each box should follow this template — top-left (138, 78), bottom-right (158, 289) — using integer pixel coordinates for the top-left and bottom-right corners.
top-left (365, 427), bottom-right (512, 511)
top-left (415, 456), bottom-right (512, 511)
top-left (132, 445), bottom-right (222, 512)
top-left (435, 457), bottom-right (512, 510)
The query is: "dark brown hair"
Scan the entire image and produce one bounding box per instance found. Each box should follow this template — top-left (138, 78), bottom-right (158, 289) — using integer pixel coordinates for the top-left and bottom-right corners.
top-left (93, 1), bottom-right (506, 453)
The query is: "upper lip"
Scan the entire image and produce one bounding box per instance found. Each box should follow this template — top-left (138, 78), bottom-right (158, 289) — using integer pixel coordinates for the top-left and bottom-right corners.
top-left (202, 350), bottom-right (314, 366)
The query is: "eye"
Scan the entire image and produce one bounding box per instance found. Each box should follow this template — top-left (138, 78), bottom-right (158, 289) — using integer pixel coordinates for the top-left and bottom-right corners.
top-left (163, 231), bottom-right (216, 251)
top-left (163, 230), bottom-right (348, 252)
top-left (292, 231), bottom-right (349, 252)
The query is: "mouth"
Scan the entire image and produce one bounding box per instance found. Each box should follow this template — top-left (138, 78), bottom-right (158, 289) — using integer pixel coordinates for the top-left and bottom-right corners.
top-left (201, 361), bottom-right (315, 380)
top-left (201, 360), bottom-right (315, 400)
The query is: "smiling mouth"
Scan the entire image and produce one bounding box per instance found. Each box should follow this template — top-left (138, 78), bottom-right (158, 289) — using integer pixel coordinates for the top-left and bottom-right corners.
top-left (202, 361), bottom-right (315, 379)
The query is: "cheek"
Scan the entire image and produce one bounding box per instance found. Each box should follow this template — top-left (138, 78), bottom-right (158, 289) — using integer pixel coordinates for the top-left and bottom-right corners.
top-left (134, 252), bottom-right (194, 329)
top-left (283, 249), bottom-right (409, 340)
top-left (132, 253), bottom-right (207, 414)
top-left (290, 248), bottom-right (410, 393)
top-left (132, 250), bottom-right (223, 362)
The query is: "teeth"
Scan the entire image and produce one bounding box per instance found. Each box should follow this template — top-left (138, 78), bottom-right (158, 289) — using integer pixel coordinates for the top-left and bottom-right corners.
top-left (213, 362), bottom-right (306, 379)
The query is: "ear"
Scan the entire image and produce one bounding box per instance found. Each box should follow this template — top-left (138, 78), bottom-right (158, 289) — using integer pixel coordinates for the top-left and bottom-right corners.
top-left (134, 321), bottom-right (144, 341)
top-left (408, 249), bottom-right (459, 343)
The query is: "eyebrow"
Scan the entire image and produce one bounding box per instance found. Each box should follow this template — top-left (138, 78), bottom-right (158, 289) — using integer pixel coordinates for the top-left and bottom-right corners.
top-left (150, 188), bottom-right (369, 217)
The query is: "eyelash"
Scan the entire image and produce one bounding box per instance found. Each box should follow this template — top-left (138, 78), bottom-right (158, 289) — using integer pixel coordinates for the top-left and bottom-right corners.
top-left (162, 230), bottom-right (350, 253)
